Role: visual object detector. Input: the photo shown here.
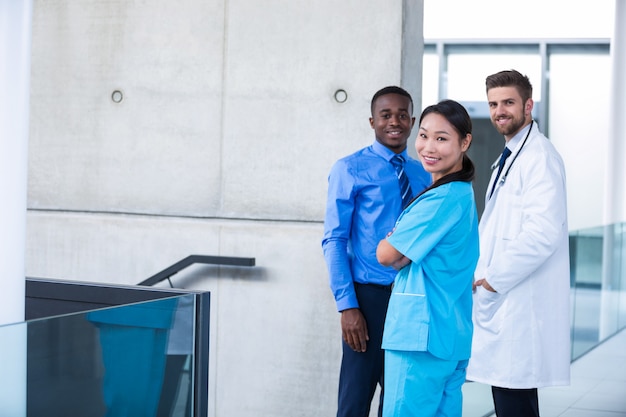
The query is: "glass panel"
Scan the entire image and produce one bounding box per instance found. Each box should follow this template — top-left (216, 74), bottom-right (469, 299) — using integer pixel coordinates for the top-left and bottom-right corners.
top-left (422, 52), bottom-right (439, 107)
top-left (423, 1), bottom-right (614, 39)
top-left (458, 176), bottom-right (622, 416)
top-left (549, 53), bottom-right (611, 231)
top-left (614, 223), bottom-right (626, 329)
top-left (569, 223), bottom-right (626, 361)
top-left (569, 226), bottom-right (604, 359)
top-left (447, 54), bottom-right (541, 102)
top-left (13, 294), bottom-right (196, 417)
top-left (600, 224), bottom-right (625, 341)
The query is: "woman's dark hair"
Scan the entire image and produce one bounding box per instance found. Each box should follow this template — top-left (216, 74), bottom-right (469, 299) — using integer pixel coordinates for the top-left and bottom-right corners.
top-left (408, 99), bottom-right (475, 205)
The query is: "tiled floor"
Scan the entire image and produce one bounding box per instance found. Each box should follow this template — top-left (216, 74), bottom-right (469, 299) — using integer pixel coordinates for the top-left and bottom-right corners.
top-left (463, 328), bottom-right (626, 417)
top-left (540, 328), bottom-right (626, 417)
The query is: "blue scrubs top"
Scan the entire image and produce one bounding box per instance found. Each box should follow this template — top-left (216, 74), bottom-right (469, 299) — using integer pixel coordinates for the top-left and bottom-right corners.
top-left (382, 181), bottom-right (479, 361)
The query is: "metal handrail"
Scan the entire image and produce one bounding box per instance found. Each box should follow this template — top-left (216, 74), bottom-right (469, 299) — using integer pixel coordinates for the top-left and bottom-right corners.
top-left (138, 254), bottom-right (255, 286)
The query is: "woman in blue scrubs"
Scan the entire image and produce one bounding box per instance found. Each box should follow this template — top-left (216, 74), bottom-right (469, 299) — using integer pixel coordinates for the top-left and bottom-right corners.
top-left (376, 99), bottom-right (479, 417)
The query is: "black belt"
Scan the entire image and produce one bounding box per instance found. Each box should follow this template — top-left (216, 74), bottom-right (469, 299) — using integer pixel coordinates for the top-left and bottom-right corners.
top-left (354, 281), bottom-right (393, 291)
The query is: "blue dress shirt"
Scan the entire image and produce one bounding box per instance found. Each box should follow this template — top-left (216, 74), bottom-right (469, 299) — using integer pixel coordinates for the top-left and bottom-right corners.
top-left (322, 140), bottom-right (431, 312)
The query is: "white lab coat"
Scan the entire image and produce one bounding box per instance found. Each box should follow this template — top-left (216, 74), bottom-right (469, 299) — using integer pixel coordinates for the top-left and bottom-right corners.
top-left (466, 122), bottom-right (571, 388)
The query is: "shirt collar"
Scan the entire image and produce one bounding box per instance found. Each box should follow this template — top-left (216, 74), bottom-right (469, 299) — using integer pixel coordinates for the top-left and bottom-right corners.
top-left (491, 122), bottom-right (534, 170)
top-left (505, 121), bottom-right (533, 153)
top-left (371, 140), bottom-right (409, 162)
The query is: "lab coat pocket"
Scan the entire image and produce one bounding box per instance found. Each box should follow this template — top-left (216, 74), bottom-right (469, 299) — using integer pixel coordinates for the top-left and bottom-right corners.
top-left (382, 292), bottom-right (429, 351)
top-left (474, 287), bottom-right (505, 334)
top-left (496, 192), bottom-right (522, 240)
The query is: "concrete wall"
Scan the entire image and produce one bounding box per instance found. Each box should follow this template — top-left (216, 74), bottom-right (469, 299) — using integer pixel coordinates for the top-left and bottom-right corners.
top-left (26, 1), bottom-right (424, 416)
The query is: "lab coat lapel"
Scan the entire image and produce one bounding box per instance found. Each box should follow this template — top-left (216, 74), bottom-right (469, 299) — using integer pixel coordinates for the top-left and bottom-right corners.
top-left (485, 123), bottom-right (536, 204)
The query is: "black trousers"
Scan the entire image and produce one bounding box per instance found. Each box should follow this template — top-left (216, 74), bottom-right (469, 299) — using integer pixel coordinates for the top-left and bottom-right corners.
top-left (492, 386), bottom-right (539, 417)
top-left (337, 283), bottom-right (391, 417)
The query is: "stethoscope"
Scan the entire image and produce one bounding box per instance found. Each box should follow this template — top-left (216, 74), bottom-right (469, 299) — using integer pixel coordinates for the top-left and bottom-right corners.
top-left (493, 120), bottom-right (533, 186)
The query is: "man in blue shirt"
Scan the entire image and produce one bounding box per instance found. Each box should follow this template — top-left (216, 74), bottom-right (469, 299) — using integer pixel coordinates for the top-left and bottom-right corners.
top-left (322, 86), bottom-right (431, 417)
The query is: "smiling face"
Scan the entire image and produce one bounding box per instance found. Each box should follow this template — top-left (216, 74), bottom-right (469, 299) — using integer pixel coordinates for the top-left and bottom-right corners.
top-left (487, 86), bottom-right (533, 141)
top-left (416, 113), bottom-right (471, 182)
top-left (369, 93), bottom-right (416, 153)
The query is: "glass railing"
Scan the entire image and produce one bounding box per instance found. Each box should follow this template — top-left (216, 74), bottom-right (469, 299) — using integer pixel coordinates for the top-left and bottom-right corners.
top-left (570, 223), bottom-right (626, 360)
top-left (15, 225), bottom-right (626, 417)
top-left (1, 291), bottom-right (206, 417)
top-left (463, 223), bottom-right (626, 416)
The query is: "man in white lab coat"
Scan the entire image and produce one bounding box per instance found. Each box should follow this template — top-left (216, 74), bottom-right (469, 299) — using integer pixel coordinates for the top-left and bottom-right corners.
top-left (467, 70), bottom-right (571, 417)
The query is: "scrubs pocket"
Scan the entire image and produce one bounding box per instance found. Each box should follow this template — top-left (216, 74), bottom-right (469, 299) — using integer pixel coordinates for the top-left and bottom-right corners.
top-left (474, 287), bottom-right (505, 334)
top-left (383, 293), bottom-right (429, 351)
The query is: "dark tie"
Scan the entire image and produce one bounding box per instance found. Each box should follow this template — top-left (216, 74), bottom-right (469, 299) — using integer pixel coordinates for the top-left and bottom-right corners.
top-left (489, 147), bottom-right (512, 199)
top-left (391, 155), bottom-right (413, 208)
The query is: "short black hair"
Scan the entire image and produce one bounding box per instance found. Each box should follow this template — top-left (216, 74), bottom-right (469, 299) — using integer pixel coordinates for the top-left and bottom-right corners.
top-left (370, 86), bottom-right (414, 115)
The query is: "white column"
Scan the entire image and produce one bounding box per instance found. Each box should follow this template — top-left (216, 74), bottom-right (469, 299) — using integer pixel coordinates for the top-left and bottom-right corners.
top-left (401, 0), bottom-right (424, 160)
top-left (0, 0), bottom-right (31, 325)
top-left (605, 1), bottom-right (626, 225)
top-left (0, 0), bottom-right (32, 414)
top-left (600, 0), bottom-right (626, 340)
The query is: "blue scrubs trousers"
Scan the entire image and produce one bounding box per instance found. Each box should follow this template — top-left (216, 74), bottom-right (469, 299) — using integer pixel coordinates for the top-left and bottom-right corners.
top-left (383, 350), bottom-right (468, 417)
